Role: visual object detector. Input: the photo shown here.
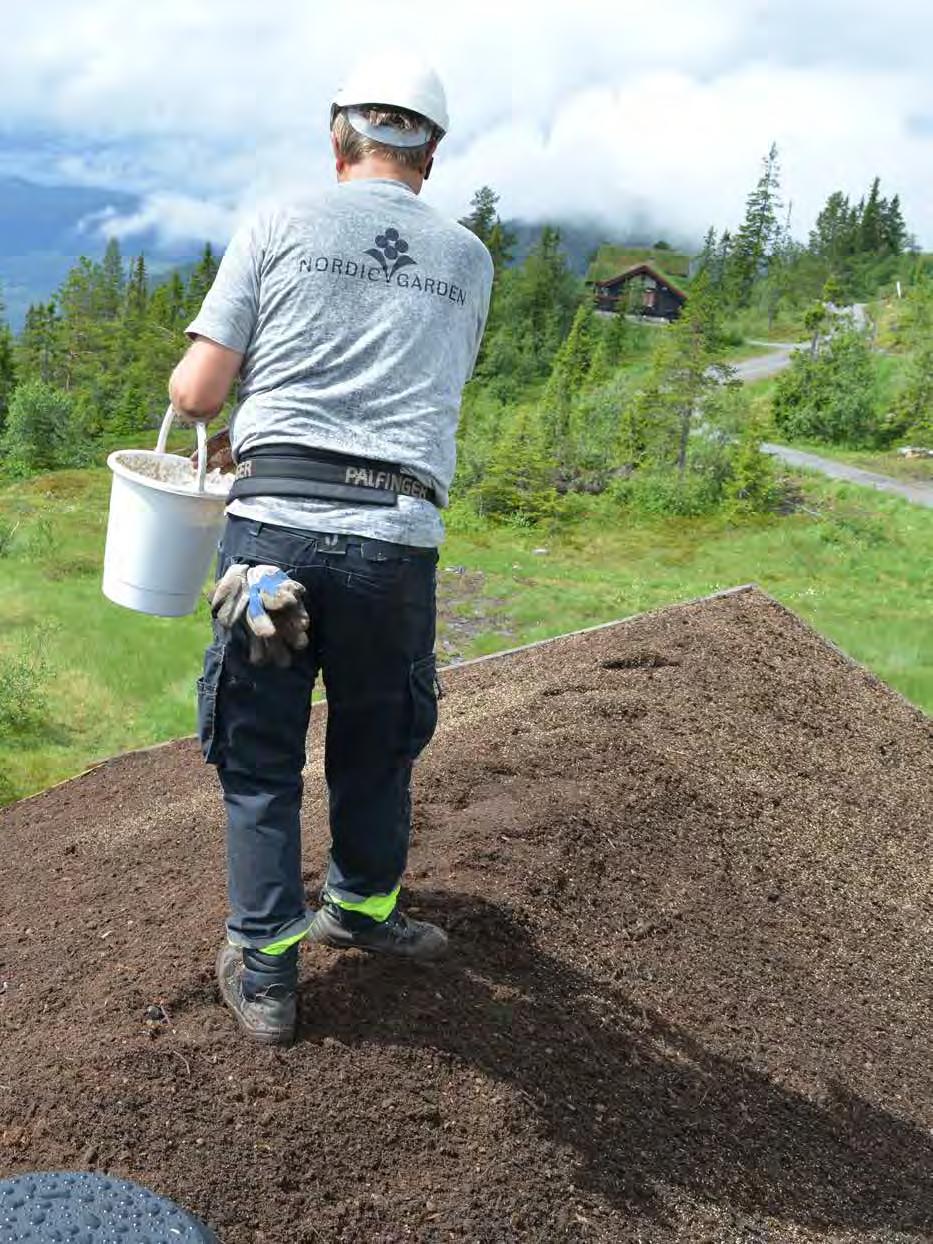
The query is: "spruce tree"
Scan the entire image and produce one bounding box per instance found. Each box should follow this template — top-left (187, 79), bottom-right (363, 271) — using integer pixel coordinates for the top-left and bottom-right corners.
top-left (18, 303), bottom-right (61, 385)
top-left (474, 408), bottom-right (555, 521)
top-left (460, 186), bottom-right (515, 272)
top-left (892, 279), bottom-right (933, 439)
top-left (541, 302), bottom-right (596, 466)
top-left (185, 243), bottom-right (219, 319)
top-left (518, 226), bottom-right (579, 371)
top-left (695, 226), bottom-right (717, 281)
top-left (486, 219), bottom-right (515, 272)
top-left (99, 238), bottom-right (126, 320)
top-left (882, 194), bottom-right (908, 256)
top-left (809, 190), bottom-right (852, 264)
top-left (125, 255), bottom-right (148, 324)
top-left (628, 272), bottom-right (734, 475)
top-left (459, 186), bottom-right (500, 243)
top-left (587, 312), bottom-right (626, 385)
top-left (727, 143), bottom-right (782, 305)
top-left (724, 414), bottom-right (777, 515)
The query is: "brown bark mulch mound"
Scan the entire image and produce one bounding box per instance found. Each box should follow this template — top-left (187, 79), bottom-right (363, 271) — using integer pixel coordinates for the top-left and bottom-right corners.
top-left (1, 587), bottom-right (931, 1244)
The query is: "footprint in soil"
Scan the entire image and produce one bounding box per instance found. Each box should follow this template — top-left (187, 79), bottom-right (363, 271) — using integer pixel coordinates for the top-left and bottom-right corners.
top-left (293, 890), bottom-right (933, 1235)
top-left (599, 652), bottom-right (680, 671)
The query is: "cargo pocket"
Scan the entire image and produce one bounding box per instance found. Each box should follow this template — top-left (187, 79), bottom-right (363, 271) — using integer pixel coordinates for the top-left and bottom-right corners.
top-left (196, 642), bottom-right (226, 765)
top-left (407, 652), bottom-right (439, 761)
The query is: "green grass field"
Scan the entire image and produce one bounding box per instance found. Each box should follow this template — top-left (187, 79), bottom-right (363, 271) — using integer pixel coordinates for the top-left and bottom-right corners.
top-left (1, 468), bottom-right (930, 805)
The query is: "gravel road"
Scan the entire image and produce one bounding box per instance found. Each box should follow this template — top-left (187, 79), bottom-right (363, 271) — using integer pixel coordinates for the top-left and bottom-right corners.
top-left (737, 344), bottom-right (933, 508)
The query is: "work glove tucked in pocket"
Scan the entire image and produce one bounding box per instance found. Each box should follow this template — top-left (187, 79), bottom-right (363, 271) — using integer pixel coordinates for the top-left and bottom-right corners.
top-left (210, 563), bottom-right (310, 668)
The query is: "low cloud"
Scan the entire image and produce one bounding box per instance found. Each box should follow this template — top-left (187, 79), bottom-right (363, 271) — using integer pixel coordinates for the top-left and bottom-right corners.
top-left (84, 195), bottom-right (239, 247)
top-left (2, 1), bottom-right (931, 248)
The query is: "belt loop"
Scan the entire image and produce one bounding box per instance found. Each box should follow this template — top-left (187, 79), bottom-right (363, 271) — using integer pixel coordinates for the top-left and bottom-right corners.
top-left (321, 533), bottom-right (347, 555)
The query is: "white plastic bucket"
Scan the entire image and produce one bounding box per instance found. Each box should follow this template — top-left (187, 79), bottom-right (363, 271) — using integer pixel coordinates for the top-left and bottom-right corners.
top-left (103, 407), bottom-right (229, 617)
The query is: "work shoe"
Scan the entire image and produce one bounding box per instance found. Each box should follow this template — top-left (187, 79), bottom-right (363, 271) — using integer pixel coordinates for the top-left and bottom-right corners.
top-left (215, 943), bottom-right (297, 1045)
top-left (309, 903), bottom-right (448, 960)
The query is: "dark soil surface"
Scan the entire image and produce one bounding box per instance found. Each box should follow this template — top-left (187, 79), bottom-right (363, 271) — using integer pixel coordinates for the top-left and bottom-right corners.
top-left (2, 587), bottom-right (932, 1244)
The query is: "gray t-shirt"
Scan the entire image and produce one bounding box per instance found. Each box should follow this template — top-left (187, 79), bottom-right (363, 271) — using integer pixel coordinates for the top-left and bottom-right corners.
top-left (186, 178), bottom-right (493, 546)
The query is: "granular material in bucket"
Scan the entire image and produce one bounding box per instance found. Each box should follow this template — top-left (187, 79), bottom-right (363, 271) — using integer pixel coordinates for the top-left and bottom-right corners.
top-left (115, 452), bottom-right (233, 495)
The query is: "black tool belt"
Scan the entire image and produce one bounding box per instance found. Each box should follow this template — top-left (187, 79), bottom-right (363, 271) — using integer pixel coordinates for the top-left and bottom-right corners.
top-left (229, 444), bottom-right (439, 508)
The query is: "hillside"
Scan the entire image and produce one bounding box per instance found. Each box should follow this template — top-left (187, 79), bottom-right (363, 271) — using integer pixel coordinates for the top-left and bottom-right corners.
top-left (0, 176), bottom-right (191, 328)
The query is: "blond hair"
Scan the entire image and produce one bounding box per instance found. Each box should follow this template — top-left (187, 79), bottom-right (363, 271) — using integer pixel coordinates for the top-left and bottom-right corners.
top-left (332, 107), bottom-right (434, 171)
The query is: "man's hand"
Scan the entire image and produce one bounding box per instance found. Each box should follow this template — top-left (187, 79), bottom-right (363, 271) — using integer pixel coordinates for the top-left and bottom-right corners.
top-left (211, 564), bottom-right (310, 667)
top-left (191, 426), bottom-right (234, 473)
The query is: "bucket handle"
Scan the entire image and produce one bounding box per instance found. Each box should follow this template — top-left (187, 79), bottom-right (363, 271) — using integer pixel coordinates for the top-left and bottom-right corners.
top-left (156, 406), bottom-right (208, 493)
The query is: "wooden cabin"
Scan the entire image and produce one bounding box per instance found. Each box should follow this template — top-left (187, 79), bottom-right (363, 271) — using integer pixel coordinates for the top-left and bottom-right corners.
top-left (592, 262), bottom-right (687, 321)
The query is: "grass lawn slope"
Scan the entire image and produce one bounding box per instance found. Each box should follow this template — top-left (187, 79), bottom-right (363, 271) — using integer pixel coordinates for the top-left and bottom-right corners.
top-left (0, 468), bottom-right (930, 804)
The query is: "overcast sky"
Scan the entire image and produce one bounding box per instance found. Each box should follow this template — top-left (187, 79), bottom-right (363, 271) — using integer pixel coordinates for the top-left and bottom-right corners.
top-left (4, 0), bottom-right (933, 249)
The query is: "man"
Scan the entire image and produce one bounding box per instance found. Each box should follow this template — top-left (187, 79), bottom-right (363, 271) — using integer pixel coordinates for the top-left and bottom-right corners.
top-left (169, 54), bottom-right (494, 1045)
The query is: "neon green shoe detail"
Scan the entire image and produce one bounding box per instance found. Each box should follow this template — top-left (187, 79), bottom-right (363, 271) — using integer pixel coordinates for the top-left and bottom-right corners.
top-left (332, 886), bottom-right (401, 924)
top-left (260, 930), bottom-right (308, 957)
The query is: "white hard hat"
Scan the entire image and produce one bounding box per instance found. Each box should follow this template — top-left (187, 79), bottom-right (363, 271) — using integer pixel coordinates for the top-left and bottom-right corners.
top-left (331, 52), bottom-right (449, 141)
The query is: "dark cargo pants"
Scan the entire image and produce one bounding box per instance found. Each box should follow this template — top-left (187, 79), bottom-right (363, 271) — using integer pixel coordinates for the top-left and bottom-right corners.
top-left (197, 514), bottom-right (439, 965)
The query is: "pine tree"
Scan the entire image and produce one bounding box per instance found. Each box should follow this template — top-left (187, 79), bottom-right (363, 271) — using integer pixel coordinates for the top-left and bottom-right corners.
top-left (168, 271), bottom-right (187, 329)
top-left (477, 226), bottom-right (580, 393)
top-left (109, 367), bottom-right (153, 441)
top-left (57, 256), bottom-right (122, 401)
top-left (715, 230), bottom-right (733, 286)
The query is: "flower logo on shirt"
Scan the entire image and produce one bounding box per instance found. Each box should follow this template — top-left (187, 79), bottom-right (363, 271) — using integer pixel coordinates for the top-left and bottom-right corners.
top-left (366, 227), bottom-right (417, 280)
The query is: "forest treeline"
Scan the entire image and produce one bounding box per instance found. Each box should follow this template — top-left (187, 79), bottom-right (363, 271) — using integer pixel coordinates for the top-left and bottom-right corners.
top-left (0, 145), bottom-right (930, 522)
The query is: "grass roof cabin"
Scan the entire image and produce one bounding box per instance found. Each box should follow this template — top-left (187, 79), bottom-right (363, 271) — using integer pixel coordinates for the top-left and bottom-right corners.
top-left (592, 260), bottom-right (688, 321)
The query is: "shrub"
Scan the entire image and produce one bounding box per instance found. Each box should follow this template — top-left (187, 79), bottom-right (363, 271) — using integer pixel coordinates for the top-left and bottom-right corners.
top-left (609, 469), bottom-right (724, 517)
top-left (444, 496), bottom-right (489, 535)
top-left (1, 380), bottom-right (82, 473)
top-left (772, 328), bottom-right (884, 446)
top-left (472, 409), bottom-right (559, 524)
top-left (724, 419), bottom-right (781, 515)
top-left (0, 634), bottom-right (49, 739)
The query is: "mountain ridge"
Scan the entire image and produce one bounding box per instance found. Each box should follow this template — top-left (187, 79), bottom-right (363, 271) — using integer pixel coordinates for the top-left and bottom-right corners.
top-left (0, 175), bottom-right (688, 328)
